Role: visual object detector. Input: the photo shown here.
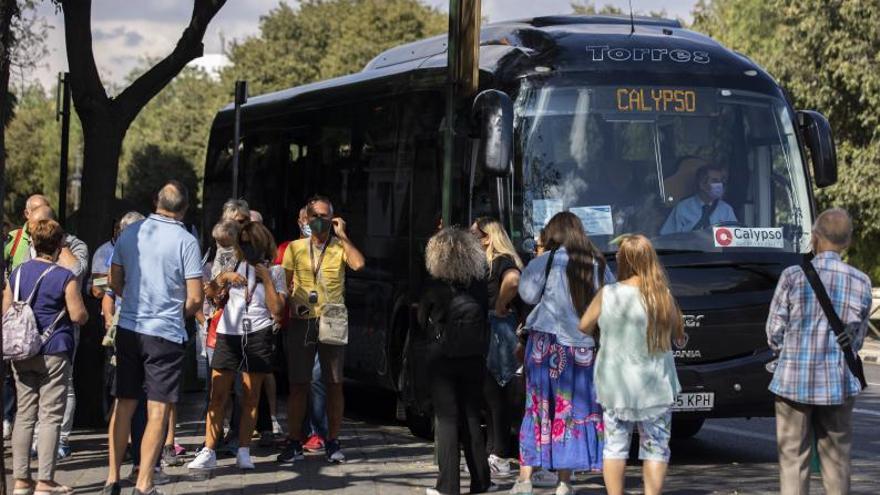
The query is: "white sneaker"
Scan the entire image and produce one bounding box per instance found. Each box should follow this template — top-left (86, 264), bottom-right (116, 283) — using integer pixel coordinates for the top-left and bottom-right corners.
top-left (555, 481), bottom-right (574, 495)
top-left (3, 419), bottom-right (11, 440)
top-left (531, 470), bottom-right (558, 487)
top-left (236, 447), bottom-right (255, 470)
top-left (509, 480), bottom-right (533, 494)
top-left (488, 454), bottom-right (512, 476)
top-left (426, 489), bottom-right (441, 495)
top-left (187, 447), bottom-right (217, 470)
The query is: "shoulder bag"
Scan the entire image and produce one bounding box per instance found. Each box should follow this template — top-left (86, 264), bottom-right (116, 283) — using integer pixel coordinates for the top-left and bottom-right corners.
top-left (314, 241), bottom-right (348, 346)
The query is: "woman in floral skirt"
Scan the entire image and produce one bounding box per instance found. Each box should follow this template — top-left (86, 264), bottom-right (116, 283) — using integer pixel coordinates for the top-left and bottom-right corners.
top-left (511, 212), bottom-right (613, 495)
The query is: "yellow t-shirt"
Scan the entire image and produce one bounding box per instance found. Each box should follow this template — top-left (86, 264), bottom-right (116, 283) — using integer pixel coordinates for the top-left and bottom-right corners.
top-left (282, 237), bottom-right (348, 319)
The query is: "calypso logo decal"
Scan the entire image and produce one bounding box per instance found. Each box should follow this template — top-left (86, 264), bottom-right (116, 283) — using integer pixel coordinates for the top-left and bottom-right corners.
top-left (713, 227), bottom-right (784, 249)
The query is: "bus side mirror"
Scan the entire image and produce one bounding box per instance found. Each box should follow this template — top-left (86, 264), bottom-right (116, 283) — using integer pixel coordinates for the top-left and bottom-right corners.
top-left (472, 90), bottom-right (513, 177)
top-left (798, 110), bottom-right (837, 188)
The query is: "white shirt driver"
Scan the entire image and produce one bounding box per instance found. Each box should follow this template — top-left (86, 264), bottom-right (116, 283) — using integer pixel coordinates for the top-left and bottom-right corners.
top-left (217, 263), bottom-right (287, 335)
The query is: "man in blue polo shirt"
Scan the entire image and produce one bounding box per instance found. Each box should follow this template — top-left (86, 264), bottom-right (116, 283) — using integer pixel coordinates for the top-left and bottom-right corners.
top-left (103, 181), bottom-right (203, 495)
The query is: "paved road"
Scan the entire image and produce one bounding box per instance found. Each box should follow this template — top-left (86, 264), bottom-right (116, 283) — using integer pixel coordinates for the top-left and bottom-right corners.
top-left (10, 364), bottom-right (880, 494)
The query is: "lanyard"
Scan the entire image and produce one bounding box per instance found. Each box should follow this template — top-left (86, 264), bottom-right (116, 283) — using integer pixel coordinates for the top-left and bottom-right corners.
top-left (309, 239), bottom-right (330, 283)
top-left (241, 264), bottom-right (256, 313)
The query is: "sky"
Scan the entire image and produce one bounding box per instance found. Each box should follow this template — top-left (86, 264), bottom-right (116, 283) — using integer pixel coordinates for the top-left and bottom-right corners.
top-left (28, 0), bottom-right (698, 90)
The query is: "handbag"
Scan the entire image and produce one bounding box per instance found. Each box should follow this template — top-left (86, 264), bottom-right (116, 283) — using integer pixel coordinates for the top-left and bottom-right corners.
top-left (801, 260), bottom-right (868, 390)
top-left (319, 302), bottom-right (349, 345)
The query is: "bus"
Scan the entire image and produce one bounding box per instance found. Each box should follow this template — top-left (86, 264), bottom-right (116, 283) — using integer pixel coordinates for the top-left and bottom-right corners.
top-left (202, 14), bottom-right (837, 439)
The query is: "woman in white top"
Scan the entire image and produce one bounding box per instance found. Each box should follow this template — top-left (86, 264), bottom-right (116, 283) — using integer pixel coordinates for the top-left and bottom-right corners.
top-left (579, 234), bottom-right (683, 495)
top-left (188, 222), bottom-right (287, 471)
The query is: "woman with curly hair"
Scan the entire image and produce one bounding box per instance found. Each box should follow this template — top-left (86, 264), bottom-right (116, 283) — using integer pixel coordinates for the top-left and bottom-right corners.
top-left (419, 227), bottom-right (494, 495)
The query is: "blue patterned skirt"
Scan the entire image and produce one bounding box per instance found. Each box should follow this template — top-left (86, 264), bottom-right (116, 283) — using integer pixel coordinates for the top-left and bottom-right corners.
top-left (518, 330), bottom-right (603, 471)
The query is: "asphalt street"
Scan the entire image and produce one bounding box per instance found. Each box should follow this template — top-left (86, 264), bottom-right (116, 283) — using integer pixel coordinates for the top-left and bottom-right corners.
top-left (645, 363), bottom-right (880, 494)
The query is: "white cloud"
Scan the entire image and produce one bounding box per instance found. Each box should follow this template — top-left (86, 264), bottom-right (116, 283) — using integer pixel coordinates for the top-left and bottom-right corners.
top-left (29, 0), bottom-right (697, 89)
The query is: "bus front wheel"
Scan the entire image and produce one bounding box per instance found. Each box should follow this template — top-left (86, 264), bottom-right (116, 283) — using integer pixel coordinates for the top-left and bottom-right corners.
top-left (671, 417), bottom-right (705, 439)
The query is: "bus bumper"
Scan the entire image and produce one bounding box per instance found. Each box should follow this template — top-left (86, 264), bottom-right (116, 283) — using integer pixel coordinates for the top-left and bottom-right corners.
top-left (674, 348), bottom-right (777, 419)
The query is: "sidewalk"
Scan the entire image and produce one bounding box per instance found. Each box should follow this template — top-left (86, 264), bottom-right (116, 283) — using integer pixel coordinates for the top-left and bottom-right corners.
top-left (6, 392), bottom-right (440, 495)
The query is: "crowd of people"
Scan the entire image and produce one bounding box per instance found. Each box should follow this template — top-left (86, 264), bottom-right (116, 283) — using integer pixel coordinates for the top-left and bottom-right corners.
top-left (419, 207), bottom-right (871, 495)
top-left (0, 180), bottom-right (872, 495)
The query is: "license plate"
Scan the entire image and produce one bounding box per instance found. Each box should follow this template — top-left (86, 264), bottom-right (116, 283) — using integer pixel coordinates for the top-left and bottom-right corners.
top-left (673, 392), bottom-right (714, 411)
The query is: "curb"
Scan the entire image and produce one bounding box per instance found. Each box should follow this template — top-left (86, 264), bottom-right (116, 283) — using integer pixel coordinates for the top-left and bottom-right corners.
top-left (860, 346), bottom-right (880, 364)
top-left (860, 328), bottom-right (880, 364)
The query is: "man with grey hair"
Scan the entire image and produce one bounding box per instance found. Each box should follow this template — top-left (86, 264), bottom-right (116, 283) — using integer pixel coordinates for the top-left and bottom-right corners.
top-left (104, 181), bottom-right (203, 495)
top-left (766, 207), bottom-right (872, 495)
top-left (279, 195), bottom-right (364, 464)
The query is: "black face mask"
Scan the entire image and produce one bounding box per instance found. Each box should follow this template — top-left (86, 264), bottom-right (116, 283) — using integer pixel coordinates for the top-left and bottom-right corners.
top-left (240, 242), bottom-right (261, 264)
top-left (308, 217), bottom-right (332, 235)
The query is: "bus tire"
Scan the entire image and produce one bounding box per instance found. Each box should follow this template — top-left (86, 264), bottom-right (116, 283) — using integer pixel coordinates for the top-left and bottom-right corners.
top-left (671, 417), bottom-right (705, 439)
top-left (406, 406), bottom-right (434, 440)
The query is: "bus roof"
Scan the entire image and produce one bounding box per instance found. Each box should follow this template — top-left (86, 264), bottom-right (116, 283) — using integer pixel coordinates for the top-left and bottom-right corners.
top-left (211, 14), bottom-right (773, 130)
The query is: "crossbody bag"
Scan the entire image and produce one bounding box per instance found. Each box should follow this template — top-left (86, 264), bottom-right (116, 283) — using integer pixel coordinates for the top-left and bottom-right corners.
top-left (312, 240), bottom-right (348, 346)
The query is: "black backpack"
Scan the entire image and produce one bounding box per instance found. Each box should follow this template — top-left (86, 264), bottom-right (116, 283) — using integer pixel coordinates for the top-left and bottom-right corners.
top-left (430, 284), bottom-right (487, 358)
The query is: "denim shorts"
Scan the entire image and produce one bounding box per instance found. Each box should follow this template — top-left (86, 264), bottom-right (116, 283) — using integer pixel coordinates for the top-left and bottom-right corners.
top-left (603, 409), bottom-right (673, 463)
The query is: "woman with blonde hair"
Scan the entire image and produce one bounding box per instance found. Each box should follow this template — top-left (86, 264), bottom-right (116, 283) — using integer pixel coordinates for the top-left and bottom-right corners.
top-left (579, 234), bottom-right (683, 495)
top-left (419, 227), bottom-right (494, 495)
top-left (470, 217), bottom-right (522, 475)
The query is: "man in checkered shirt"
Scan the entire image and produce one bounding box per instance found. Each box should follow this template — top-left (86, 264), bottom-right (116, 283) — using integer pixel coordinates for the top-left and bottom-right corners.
top-left (766, 208), bottom-right (872, 495)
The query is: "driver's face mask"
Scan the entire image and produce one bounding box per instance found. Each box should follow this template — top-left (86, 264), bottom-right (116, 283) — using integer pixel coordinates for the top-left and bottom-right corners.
top-left (707, 181), bottom-right (725, 200)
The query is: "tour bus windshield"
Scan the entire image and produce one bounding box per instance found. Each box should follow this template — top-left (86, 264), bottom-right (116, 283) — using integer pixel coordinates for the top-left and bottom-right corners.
top-left (514, 79), bottom-right (813, 254)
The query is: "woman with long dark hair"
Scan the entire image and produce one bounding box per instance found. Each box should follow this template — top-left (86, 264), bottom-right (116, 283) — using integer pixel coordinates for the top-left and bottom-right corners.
top-left (510, 212), bottom-right (612, 495)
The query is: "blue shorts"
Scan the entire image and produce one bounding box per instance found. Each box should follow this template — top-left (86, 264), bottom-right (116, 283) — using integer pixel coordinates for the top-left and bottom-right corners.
top-left (603, 409), bottom-right (672, 463)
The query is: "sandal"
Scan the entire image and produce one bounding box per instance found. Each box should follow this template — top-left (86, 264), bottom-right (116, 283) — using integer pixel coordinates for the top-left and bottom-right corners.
top-left (33, 484), bottom-right (73, 495)
top-left (13, 485), bottom-right (35, 495)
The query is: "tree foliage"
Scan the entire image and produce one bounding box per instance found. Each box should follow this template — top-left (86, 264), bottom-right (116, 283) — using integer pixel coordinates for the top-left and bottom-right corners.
top-left (120, 66), bottom-right (227, 201)
top-left (692, 0), bottom-right (880, 280)
top-left (123, 144), bottom-right (199, 215)
top-left (3, 84), bottom-right (82, 224)
top-left (223, 0), bottom-right (447, 95)
top-left (571, 1), bottom-right (667, 18)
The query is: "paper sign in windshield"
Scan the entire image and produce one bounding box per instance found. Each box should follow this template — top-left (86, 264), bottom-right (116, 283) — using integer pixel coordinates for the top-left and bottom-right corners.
top-left (571, 206), bottom-right (614, 236)
top-left (714, 227), bottom-right (784, 249)
top-left (532, 199), bottom-right (563, 232)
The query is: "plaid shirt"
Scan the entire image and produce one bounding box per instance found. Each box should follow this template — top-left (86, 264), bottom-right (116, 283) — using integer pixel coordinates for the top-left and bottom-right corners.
top-left (766, 251), bottom-right (872, 405)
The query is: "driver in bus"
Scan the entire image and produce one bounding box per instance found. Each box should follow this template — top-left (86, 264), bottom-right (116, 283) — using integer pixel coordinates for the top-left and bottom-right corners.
top-left (660, 163), bottom-right (737, 234)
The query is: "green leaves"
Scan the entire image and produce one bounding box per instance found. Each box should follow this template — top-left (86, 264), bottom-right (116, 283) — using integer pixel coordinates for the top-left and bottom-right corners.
top-left (693, 0), bottom-right (880, 280)
top-left (222, 0), bottom-right (446, 96)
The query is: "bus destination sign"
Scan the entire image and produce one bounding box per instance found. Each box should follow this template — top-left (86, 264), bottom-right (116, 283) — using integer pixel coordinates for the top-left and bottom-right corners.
top-left (593, 87), bottom-right (717, 116)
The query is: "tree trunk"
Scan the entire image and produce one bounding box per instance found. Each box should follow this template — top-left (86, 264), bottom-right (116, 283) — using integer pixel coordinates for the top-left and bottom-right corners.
top-left (75, 118), bottom-right (124, 250)
top-left (0, 1), bottom-right (17, 493)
